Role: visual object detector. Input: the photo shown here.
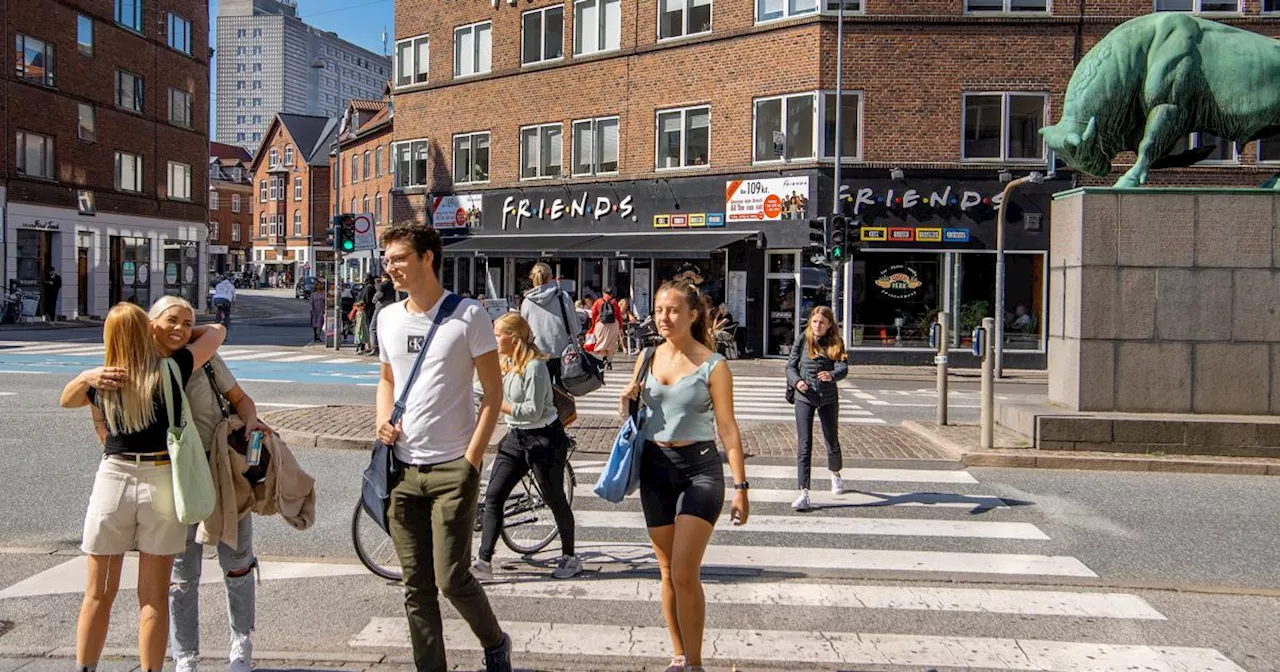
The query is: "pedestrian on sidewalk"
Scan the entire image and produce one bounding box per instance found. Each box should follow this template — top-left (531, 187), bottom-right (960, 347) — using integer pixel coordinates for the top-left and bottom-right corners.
top-left (59, 303), bottom-right (225, 672)
top-left (471, 313), bottom-right (580, 582)
top-left (589, 288), bottom-right (623, 370)
top-left (619, 280), bottom-right (750, 672)
top-left (786, 305), bottom-right (849, 511)
top-left (369, 271), bottom-right (396, 356)
top-left (619, 298), bottom-right (640, 355)
top-left (519, 262), bottom-right (579, 387)
top-left (309, 283), bottom-right (326, 342)
top-left (146, 296), bottom-right (269, 672)
top-left (352, 301), bottom-right (371, 354)
top-left (374, 223), bottom-right (513, 672)
top-left (42, 266), bottom-right (61, 321)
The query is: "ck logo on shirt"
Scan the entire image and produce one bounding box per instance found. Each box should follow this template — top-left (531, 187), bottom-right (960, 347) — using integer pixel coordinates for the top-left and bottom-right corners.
top-left (406, 335), bottom-right (427, 353)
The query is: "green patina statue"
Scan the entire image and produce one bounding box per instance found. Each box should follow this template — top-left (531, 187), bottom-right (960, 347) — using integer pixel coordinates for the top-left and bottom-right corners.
top-left (1040, 13), bottom-right (1280, 188)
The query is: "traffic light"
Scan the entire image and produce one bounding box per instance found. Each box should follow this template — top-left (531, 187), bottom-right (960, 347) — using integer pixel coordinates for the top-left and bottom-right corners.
top-left (807, 217), bottom-right (828, 266)
top-left (828, 214), bottom-right (849, 265)
top-left (336, 214), bottom-right (356, 254)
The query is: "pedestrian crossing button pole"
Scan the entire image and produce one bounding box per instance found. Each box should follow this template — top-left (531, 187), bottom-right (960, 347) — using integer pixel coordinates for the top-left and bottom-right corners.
top-left (978, 317), bottom-right (995, 450)
top-left (931, 312), bottom-right (949, 426)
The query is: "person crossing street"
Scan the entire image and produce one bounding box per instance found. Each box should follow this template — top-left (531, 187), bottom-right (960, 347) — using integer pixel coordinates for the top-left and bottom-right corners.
top-left (786, 305), bottom-right (849, 511)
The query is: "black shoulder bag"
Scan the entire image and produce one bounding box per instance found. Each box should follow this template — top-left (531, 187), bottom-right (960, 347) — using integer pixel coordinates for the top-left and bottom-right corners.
top-left (555, 292), bottom-right (604, 397)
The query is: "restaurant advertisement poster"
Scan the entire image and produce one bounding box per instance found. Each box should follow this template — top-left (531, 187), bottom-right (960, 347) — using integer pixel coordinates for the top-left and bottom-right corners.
top-left (725, 176), bottom-right (810, 222)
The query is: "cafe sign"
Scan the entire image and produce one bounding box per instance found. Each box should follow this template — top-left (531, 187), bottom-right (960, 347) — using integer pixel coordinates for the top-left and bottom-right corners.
top-left (874, 264), bottom-right (924, 299)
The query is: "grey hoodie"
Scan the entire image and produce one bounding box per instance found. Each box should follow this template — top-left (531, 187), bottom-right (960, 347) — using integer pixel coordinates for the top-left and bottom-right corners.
top-left (520, 282), bottom-right (580, 358)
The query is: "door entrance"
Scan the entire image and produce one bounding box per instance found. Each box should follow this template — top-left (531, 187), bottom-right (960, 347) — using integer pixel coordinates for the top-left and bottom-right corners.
top-left (77, 248), bottom-right (89, 317)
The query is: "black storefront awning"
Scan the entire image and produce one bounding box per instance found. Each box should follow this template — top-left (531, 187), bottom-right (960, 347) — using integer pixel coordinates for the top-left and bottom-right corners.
top-left (444, 231), bottom-right (759, 259)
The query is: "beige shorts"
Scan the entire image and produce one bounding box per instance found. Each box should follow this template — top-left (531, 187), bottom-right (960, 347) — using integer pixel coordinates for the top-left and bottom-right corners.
top-left (81, 456), bottom-right (187, 556)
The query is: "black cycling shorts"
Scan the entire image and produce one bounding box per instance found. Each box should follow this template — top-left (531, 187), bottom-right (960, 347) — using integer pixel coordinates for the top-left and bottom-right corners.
top-left (639, 440), bottom-right (724, 527)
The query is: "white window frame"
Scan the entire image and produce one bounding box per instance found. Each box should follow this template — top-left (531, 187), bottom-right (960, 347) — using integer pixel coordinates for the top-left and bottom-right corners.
top-left (351, 154), bottom-right (360, 183)
top-left (1154, 0), bottom-right (1240, 11)
top-left (78, 103), bottom-right (96, 142)
top-left (375, 192), bottom-right (384, 224)
top-left (752, 92), bottom-right (818, 164)
top-left (258, 213), bottom-right (266, 236)
top-left (363, 150), bottom-right (371, 178)
top-left (231, 222), bottom-right (241, 242)
top-left (571, 117), bottom-right (620, 176)
top-left (15, 130), bottom-right (55, 179)
top-left (375, 146), bottom-right (384, 177)
top-left (453, 21), bottom-right (492, 79)
top-left (167, 13), bottom-right (192, 55)
top-left (362, 195), bottom-right (370, 216)
top-left (819, 0), bottom-right (864, 14)
top-left (115, 70), bottom-right (143, 113)
top-left (1181, 132), bottom-right (1240, 164)
top-left (16, 34), bottom-right (56, 87)
top-left (293, 210), bottom-right (303, 236)
top-left (209, 191), bottom-right (220, 210)
top-left (115, 151), bottom-right (143, 193)
top-left (294, 176), bottom-right (303, 200)
top-left (819, 89), bottom-right (863, 161)
top-left (268, 177), bottom-right (281, 201)
top-left (231, 194), bottom-right (242, 213)
top-left (168, 88), bottom-right (192, 128)
top-left (964, 0), bottom-right (1049, 12)
top-left (522, 6), bottom-right (565, 65)
top-left (395, 34), bottom-right (429, 88)
top-left (269, 148), bottom-right (279, 166)
top-left (574, 0), bottom-right (622, 56)
top-left (258, 180), bottom-right (267, 202)
top-left (520, 123), bottom-right (564, 180)
top-left (168, 162), bottom-right (192, 201)
top-left (284, 145), bottom-right (295, 165)
top-left (393, 139), bottom-right (429, 188)
top-left (453, 132), bottom-right (491, 184)
top-left (756, 0), bottom-right (819, 24)
top-left (961, 91), bottom-right (1048, 163)
top-left (659, 0), bottom-right (713, 41)
top-left (655, 105), bottom-right (711, 171)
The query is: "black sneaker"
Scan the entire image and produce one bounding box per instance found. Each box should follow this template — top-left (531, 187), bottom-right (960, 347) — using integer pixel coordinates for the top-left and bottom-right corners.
top-left (482, 632), bottom-right (512, 672)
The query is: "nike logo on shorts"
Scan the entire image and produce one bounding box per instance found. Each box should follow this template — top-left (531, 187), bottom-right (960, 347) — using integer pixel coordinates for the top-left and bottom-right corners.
top-left (700, 448), bottom-right (711, 455)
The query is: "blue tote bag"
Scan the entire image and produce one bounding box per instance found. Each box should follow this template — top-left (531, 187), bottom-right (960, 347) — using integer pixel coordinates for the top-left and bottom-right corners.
top-left (594, 347), bottom-right (656, 503)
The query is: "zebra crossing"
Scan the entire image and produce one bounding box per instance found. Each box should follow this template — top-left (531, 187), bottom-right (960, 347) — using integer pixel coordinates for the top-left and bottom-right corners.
top-left (348, 460), bottom-right (1246, 671)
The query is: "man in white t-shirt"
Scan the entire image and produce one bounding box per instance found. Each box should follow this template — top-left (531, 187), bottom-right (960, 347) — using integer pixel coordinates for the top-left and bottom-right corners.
top-left (374, 224), bottom-right (511, 672)
top-left (213, 276), bottom-right (236, 326)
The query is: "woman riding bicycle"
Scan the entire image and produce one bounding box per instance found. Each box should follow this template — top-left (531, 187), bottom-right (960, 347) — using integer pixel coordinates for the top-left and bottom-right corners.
top-left (471, 313), bottom-right (580, 581)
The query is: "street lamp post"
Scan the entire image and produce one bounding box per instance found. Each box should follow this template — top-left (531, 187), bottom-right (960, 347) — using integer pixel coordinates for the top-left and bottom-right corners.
top-left (994, 171), bottom-right (1043, 379)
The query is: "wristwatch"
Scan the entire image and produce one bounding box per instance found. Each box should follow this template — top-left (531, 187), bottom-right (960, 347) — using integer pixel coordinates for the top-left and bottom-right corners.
top-left (733, 481), bottom-right (750, 491)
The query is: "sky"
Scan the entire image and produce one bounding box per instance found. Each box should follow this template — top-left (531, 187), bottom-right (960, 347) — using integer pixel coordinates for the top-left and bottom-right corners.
top-left (208, 0), bottom-right (396, 135)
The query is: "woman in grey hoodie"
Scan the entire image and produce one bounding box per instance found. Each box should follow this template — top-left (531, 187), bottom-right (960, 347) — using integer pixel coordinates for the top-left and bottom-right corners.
top-left (519, 263), bottom-right (580, 386)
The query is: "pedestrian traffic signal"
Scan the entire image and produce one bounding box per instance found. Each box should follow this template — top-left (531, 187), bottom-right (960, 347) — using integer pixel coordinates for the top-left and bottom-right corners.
top-left (807, 217), bottom-right (828, 266)
top-left (336, 214), bottom-right (356, 253)
top-left (828, 215), bottom-right (849, 265)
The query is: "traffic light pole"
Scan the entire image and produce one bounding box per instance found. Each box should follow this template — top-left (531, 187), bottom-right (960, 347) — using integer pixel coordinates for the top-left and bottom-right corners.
top-left (332, 150), bottom-right (342, 351)
top-left (832, 0), bottom-right (852, 344)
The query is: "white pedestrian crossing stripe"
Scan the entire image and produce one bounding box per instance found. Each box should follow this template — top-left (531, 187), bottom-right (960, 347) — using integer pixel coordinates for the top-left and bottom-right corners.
top-left (573, 461), bottom-right (979, 484)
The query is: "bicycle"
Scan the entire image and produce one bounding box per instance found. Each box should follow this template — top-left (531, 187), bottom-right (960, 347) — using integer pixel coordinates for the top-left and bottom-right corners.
top-left (352, 440), bottom-right (578, 582)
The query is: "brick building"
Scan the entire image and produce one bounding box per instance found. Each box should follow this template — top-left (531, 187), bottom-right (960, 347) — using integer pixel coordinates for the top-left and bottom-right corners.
top-left (391, 0), bottom-right (1280, 363)
top-left (208, 142), bottom-right (255, 275)
top-left (332, 94), bottom-right (395, 281)
top-left (249, 113), bottom-right (339, 284)
top-left (4, 0), bottom-right (211, 318)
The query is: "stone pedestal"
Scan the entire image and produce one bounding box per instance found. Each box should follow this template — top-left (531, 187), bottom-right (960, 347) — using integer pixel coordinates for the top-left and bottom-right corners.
top-left (1049, 189), bottom-right (1280, 415)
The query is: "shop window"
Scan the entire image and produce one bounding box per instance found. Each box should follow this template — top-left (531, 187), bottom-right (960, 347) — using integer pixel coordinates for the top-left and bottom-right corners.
top-left (572, 117), bottom-right (619, 176)
top-left (523, 6), bottom-right (564, 65)
top-left (962, 92), bottom-right (1046, 162)
top-left (947, 253), bottom-right (1044, 350)
top-left (754, 93), bottom-right (815, 163)
top-left (16, 130), bottom-right (55, 179)
top-left (848, 253), bottom-right (942, 348)
top-left (757, 0), bottom-right (817, 23)
top-left (1155, 0), bottom-right (1238, 10)
top-left (115, 151), bottom-right (143, 192)
top-left (574, 0), bottom-right (621, 55)
top-left (520, 124), bottom-right (563, 179)
top-left (168, 162), bottom-right (192, 200)
top-left (394, 139), bottom-right (428, 188)
top-left (17, 34), bottom-right (55, 87)
top-left (116, 70), bottom-right (143, 112)
top-left (656, 106), bottom-right (710, 169)
top-left (114, 0), bottom-right (143, 32)
top-left (454, 132), bottom-right (491, 183)
top-left (78, 15), bottom-right (94, 56)
top-left (660, 0), bottom-right (712, 40)
top-left (454, 22), bottom-right (492, 78)
top-left (169, 88), bottom-right (193, 128)
top-left (965, 0), bottom-right (1047, 11)
top-left (167, 13), bottom-right (192, 55)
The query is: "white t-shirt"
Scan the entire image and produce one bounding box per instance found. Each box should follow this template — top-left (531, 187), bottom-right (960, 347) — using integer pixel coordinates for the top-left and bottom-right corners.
top-left (378, 292), bottom-right (497, 466)
top-left (213, 280), bottom-right (236, 302)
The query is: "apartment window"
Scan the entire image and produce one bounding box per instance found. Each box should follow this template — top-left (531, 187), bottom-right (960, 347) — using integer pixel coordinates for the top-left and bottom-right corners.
top-left (77, 15), bottom-right (94, 55)
top-left (268, 215), bottom-right (277, 236)
top-left (210, 191), bottom-right (220, 210)
top-left (660, 0), bottom-right (712, 40)
top-left (294, 176), bottom-right (303, 200)
top-left (252, 63), bottom-right (262, 72)
top-left (754, 93), bottom-right (815, 162)
top-left (453, 132), bottom-right (491, 183)
top-left (454, 22), bottom-right (492, 78)
top-left (1266, 0), bottom-right (1280, 10)
top-left (231, 223), bottom-right (241, 242)
top-left (363, 151), bottom-right (371, 178)
top-left (757, 0), bottom-right (817, 23)
top-left (252, 81), bottom-right (262, 90)
top-left (253, 29), bottom-right (262, 37)
top-left (259, 180), bottom-right (267, 202)
top-left (268, 177), bottom-right (282, 201)
top-left (269, 149), bottom-right (279, 167)
top-left (169, 89), bottom-right (192, 127)
top-left (209, 221), bottom-right (219, 240)
top-left (656, 106), bottom-right (710, 169)
top-left (284, 145), bottom-right (294, 165)
top-left (258, 213), bottom-right (266, 236)
top-left (251, 46), bottom-right (262, 55)
top-left (362, 195), bottom-right (370, 215)
top-left (78, 104), bottom-right (96, 142)
top-left (116, 70), bottom-right (143, 112)
top-left (167, 162), bottom-right (192, 200)
top-left (520, 124), bottom-right (563, 179)
top-left (574, 0), bottom-right (621, 55)
top-left (375, 146), bottom-right (384, 177)
top-left (820, 91), bottom-right (862, 160)
top-left (962, 92), bottom-right (1046, 161)
top-left (572, 117), bottom-right (619, 175)
top-left (293, 211), bottom-right (302, 236)
top-left (1171, 132), bottom-right (1239, 163)
top-left (388, 144), bottom-right (394, 174)
top-left (115, 152), bottom-right (143, 192)
top-left (16, 34), bottom-right (55, 87)
top-left (237, 29), bottom-right (246, 38)
top-left (375, 192), bottom-right (384, 224)
top-left (231, 194), bottom-right (242, 213)
top-left (115, 0), bottom-right (143, 32)
top-left (394, 140), bottom-right (429, 187)
top-left (965, 0), bottom-right (1047, 10)
top-left (821, 0), bottom-right (862, 11)
top-left (522, 6), bottom-right (564, 65)
top-left (167, 13), bottom-right (192, 55)
top-left (350, 197), bottom-right (357, 213)
top-left (351, 154), bottom-right (360, 183)
top-left (15, 131), bottom-right (54, 179)
top-left (1155, 0), bottom-right (1238, 10)
top-left (395, 35), bottom-right (429, 87)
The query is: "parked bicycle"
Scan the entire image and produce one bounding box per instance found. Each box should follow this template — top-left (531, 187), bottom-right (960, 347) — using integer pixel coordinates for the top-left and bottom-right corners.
top-left (0, 286), bottom-right (24, 325)
top-left (352, 441), bottom-right (578, 581)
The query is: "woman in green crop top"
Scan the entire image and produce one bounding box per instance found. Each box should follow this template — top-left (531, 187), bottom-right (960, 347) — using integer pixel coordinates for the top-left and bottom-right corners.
top-left (619, 280), bottom-right (750, 672)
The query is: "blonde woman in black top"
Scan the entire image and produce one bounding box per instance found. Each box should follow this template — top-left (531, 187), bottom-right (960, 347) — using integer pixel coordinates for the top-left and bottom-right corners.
top-left (785, 305), bottom-right (849, 511)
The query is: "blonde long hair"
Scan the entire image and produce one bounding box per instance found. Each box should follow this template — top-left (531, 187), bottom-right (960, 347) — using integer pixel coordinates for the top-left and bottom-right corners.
top-left (100, 302), bottom-right (165, 434)
top-left (805, 305), bottom-right (847, 361)
top-left (495, 313), bottom-right (546, 376)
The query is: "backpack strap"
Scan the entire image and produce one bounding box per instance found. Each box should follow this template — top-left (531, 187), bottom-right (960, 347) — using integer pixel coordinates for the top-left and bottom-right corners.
top-left (204, 362), bottom-right (231, 419)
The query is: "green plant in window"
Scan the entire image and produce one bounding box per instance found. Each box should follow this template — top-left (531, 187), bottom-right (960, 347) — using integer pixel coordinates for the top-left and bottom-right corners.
top-left (960, 300), bottom-right (992, 333)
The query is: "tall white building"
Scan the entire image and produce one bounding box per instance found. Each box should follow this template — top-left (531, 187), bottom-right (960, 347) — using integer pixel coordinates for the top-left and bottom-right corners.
top-left (215, 0), bottom-right (391, 153)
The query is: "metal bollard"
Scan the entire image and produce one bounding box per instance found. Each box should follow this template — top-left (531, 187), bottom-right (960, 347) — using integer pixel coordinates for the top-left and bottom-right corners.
top-left (979, 317), bottom-right (995, 450)
top-left (931, 312), bottom-right (949, 425)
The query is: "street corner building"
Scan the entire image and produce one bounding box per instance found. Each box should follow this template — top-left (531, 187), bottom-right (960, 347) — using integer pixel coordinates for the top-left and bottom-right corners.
top-left (382, 0), bottom-right (1280, 366)
top-left (4, 0), bottom-right (212, 319)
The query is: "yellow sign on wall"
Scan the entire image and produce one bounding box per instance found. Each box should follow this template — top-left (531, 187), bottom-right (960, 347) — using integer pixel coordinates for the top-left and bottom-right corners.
top-left (860, 227), bottom-right (887, 241)
top-left (916, 228), bottom-right (943, 242)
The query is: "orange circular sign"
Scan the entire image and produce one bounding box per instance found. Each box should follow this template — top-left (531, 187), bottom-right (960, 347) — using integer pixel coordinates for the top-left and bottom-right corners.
top-left (455, 208), bottom-right (467, 225)
top-left (763, 194), bottom-right (783, 219)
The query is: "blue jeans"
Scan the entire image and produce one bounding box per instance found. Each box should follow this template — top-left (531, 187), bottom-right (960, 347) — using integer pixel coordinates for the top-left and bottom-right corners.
top-left (213, 298), bottom-right (232, 327)
top-left (169, 516), bottom-right (256, 659)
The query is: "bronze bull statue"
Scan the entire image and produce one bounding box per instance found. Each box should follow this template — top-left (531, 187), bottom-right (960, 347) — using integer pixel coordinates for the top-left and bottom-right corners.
top-left (1041, 13), bottom-right (1280, 188)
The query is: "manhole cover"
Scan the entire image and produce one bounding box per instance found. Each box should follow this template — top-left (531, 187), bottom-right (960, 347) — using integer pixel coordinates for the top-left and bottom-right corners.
top-left (0, 620), bottom-right (13, 637)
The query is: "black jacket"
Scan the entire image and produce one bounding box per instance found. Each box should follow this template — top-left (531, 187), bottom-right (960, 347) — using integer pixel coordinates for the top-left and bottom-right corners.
top-left (374, 280), bottom-right (396, 306)
top-left (786, 339), bottom-right (849, 407)
top-left (357, 283), bottom-right (377, 307)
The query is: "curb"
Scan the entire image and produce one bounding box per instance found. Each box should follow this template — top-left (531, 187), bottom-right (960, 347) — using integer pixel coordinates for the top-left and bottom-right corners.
top-left (899, 421), bottom-right (968, 460)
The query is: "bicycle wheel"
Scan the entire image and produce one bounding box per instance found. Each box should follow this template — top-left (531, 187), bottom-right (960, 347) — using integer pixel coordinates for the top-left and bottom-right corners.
top-left (501, 462), bottom-right (575, 555)
top-left (351, 501), bottom-right (402, 581)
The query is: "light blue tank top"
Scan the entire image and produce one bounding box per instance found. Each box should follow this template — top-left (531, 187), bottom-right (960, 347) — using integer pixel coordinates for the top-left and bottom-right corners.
top-left (641, 353), bottom-right (725, 443)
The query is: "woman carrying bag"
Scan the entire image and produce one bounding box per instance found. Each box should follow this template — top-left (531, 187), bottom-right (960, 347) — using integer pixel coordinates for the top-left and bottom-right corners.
top-left (518, 262), bottom-right (579, 387)
top-left (786, 305), bottom-right (849, 511)
top-left (60, 303), bottom-right (224, 672)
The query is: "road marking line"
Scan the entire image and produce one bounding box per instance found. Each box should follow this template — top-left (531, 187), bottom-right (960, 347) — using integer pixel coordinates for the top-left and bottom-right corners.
top-left (327, 358), bottom-right (366, 364)
top-left (0, 370), bottom-right (48, 375)
top-left (355, 620), bottom-right (1238, 669)
top-left (5, 344), bottom-right (101, 354)
top-left (570, 484), bottom-right (1011, 510)
top-left (0, 392), bottom-right (15, 396)
top-left (572, 463), bottom-right (978, 484)
top-left (477, 578), bottom-right (1166, 620)
top-left (563, 510), bottom-right (1050, 540)
top-left (256, 402), bottom-right (321, 409)
top-left (237, 378), bottom-right (291, 383)
top-left (220, 352), bottom-right (289, 361)
top-left (268, 354), bottom-right (330, 363)
top-left (569, 408), bottom-right (885, 423)
top-left (215, 349), bottom-right (258, 356)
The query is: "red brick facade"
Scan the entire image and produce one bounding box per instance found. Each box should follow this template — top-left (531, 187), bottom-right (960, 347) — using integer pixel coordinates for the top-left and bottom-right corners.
top-left (333, 100), bottom-right (396, 241)
top-left (208, 144), bottom-right (254, 273)
top-left (249, 115), bottom-right (336, 275)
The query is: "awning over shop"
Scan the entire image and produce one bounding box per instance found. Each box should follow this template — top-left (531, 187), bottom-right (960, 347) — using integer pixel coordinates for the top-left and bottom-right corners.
top-left (444, 235), bottom-right (594, 257)
top-left (444, 231), bottom-right (759, 259)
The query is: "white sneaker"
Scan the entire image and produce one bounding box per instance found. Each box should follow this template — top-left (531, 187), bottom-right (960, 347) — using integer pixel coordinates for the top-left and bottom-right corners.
top-left (470, 559), bottom-right (494, 582)
top-left (174, 654), bottom-right (199, 672)
top-left (791, 489), bottom-right (811, 511)
top-left (228, 631), bottom-right (252, 672)
top-left (552, 555), bottom-right (583, 579)
top-left (831, 474), bottom-right (846, 495)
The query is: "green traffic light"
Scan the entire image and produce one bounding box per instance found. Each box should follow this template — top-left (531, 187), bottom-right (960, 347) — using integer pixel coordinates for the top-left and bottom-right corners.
top-left (342, 241), bottom-right (354, 252)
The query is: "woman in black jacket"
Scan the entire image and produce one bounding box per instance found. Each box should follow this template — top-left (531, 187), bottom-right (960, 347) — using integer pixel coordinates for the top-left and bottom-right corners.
top-left (785, 305), bottom-right (849, 511)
